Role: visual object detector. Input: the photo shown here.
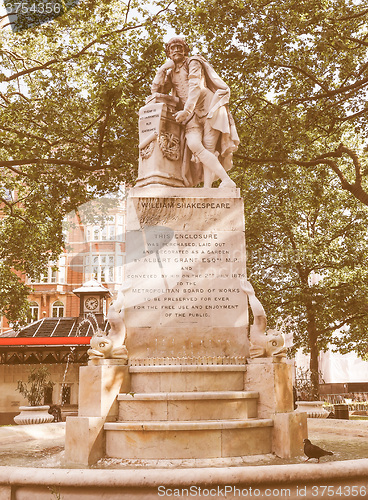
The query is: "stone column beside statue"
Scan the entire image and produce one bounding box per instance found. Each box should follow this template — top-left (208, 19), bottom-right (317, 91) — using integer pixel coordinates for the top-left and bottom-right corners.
top-left (136, 94), bottom-right (185, 188)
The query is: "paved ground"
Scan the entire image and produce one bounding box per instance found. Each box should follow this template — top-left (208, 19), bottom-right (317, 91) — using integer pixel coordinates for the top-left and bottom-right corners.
top-left (0, 422), bottom-right (65, 468)
top-left (0, 419), bottom-right (367, 468)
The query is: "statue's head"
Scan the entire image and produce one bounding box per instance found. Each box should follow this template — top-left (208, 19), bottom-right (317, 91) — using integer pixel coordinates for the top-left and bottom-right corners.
top-left (165, 36), bottom-right (190, 60)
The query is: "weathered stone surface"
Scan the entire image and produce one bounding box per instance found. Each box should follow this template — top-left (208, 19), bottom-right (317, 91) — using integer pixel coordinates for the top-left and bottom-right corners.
top-left (129, 365), bottom-right (246, 393)
top-left (117, 391), bottom-right (258, 421)
top-left (136, 96), bottom-right (185, 188)
top-left (272, 411), bottom-right (308, 458)
top-left (65, 363), bottom-right (131, 466)
top-left (244, 358), bottom-right (294, 418)
top-left (78, 364), bottom-right (130, 419)
top-left (124, 188), bottom-right (249, 361)
top-left (105, 419), bottom-right (273, 459)
top-left (65, 416), bottom-right (105, 466)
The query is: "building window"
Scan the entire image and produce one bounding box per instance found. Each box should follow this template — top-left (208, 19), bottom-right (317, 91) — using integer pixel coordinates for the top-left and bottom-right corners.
top-left (84, 254), bottom-right (115, 283)
top-left (29, 257), bottom-right (66, 284)
top-left (85, 214), bottom-right (125, 242)
top-left (52, 300), bottom-right (64, 318)
top-left (44, 386), bottom-right (53, 405)
top-left (27, 301), bottom-right (39, 323)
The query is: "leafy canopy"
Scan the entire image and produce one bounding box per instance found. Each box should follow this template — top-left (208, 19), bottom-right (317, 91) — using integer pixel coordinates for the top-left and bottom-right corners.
top-left (169, 0), bottom-right (368, 204)
top-left (0, 0), bottom-right (170, 324)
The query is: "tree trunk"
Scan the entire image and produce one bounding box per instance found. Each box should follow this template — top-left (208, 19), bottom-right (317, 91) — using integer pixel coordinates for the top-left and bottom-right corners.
top-left (309, 337), bottom-right (320, 400)
top-left (303, 280), bottom-right (320, 400)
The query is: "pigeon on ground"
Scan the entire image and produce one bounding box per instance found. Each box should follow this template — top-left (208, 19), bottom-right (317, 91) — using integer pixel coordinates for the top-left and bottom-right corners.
top-left (303, 438), bottom-right (333, 463)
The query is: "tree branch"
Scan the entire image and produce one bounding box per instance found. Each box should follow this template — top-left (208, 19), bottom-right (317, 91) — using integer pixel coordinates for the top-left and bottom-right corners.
top-left (280, 75), bottom-right (368, 105)
top-left (0, 158), bottom-right (103, 172)
top-left (319, 313), bottom-right (367, 336)
top-left (236, 144), bottom-right (368, 206)
top-left (0, 126), bottom-right (52, 145)
top-left (334, 8), bottom-right (368, 21)
top-left (274, 64), bottom-right (329, 92)
top-left (0, 197), bottom-right (32, 224)
top-left (2, 3), bottom-right (173, 83)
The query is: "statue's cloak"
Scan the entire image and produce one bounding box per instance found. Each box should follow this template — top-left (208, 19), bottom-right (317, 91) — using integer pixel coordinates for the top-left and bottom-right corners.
top-left (180, 55), bottom-right (240, 187)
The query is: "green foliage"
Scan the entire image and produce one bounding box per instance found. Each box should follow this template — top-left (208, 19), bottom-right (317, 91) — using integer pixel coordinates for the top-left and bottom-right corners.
top-left (166, 0), bottom-right (368, 397)
top-left (169, 0), bottom-right (368, 205)
top-left (0, 0), bottom-right (169, 323)
top-left (243, 163), bottom-right (368, 397)
top-left (16, 366), bottom-right (55, 406)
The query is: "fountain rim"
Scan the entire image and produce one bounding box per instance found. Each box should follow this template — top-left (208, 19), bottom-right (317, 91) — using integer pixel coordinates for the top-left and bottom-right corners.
top-left (1, 459), bottom-right (368, 488)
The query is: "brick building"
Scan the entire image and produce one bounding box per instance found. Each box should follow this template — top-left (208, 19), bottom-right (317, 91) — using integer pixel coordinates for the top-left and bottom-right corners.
top-left (0, 193), bottom-right (127, 422)
top-left (1, 194), bottom-right (126, 333)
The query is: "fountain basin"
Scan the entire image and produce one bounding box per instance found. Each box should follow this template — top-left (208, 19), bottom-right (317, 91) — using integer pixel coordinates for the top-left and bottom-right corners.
top-left (1, 460), bottom-right (368, 499)
top-left (0, 420), bottom-right (368, 498)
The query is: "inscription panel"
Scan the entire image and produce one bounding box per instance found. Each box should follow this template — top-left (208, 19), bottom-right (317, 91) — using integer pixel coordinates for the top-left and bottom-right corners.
top-left (124, 196), bottom-right (247, 330)
top-left (138, 103), bottom-right (164, 146)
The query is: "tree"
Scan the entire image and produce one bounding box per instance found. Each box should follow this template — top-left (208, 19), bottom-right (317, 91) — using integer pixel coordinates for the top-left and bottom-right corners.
top-left (169, 0), bottom-right (368, 205)
top-left (244, 164), bottom-right (368, 398)
top-left (166, 0), bottom-right (368, 396)
top-left (0, 0), bottom-right (170, 324)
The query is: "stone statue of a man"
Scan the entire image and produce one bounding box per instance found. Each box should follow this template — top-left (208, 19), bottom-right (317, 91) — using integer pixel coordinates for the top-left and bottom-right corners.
top-left (151, 36), bottom-right (239, 188)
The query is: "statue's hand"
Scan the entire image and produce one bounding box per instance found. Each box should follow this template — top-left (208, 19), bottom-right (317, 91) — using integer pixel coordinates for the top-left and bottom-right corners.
top-left (174, 109), bottom-right (191, 123)
top-left (159, 59), bottom-right (175, 71)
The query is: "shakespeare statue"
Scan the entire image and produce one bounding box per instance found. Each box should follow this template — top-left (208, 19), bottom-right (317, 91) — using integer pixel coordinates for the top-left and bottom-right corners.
top-left (138, 36), bottom-right (239, 189)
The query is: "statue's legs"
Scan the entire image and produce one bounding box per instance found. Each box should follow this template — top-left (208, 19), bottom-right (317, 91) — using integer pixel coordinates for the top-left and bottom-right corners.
top-left (185, 125), bottom-right (235, 188)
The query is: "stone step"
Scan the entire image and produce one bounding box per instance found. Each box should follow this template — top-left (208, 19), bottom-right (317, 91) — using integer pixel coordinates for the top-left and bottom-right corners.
top-left (104, 419), bottom-right (273, 460)
top-left (129, 364), bottom-right (247, 393)
top-left (117, 391), bottom-right (258, 421)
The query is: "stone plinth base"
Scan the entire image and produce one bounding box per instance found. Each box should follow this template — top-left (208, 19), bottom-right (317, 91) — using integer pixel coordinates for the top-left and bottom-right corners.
top-left (78, 362), bottom-right (130, 419)
top-left (273, 411), bottom-right (308, 458)
top-left (117, 390), bottom-right (258, 421)
top-left (244, 357), bottom-right (293, 418)
top-left (65, 416), bottom-right (105, 466)
top-left (105, 419), bottom-right (273, 459)
top-left (244, 357), bottom-right (305, 458)
top-left (104, 364), bottom-right (276, 461)
top-left (125, 187), bottom-right (249, 361)
top-left (65, 362), bottom-right (131, 466)
top-left (129, 364), bottom-right (246, 393)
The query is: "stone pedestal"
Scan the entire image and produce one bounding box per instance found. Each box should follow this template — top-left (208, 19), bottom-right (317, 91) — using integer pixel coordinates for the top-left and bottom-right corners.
top-left (136, 94), bottom-right (185, 188)
top-left (66, 186), bottom-right (304, 464)
top-left (124, 186), bottom-right (249, 363)
top-left (244, 357), bottom-right (293, 418)
top-left (64, 361), bottom-right (130, 466)
top-left (273, 411), bottom-right (307, 458)
top-left (78, 360), bottom-right (130, 419)
top-left (65, 416), bottom-right (105, 466)
top-left (244, 357), bottom-right (307, 458)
